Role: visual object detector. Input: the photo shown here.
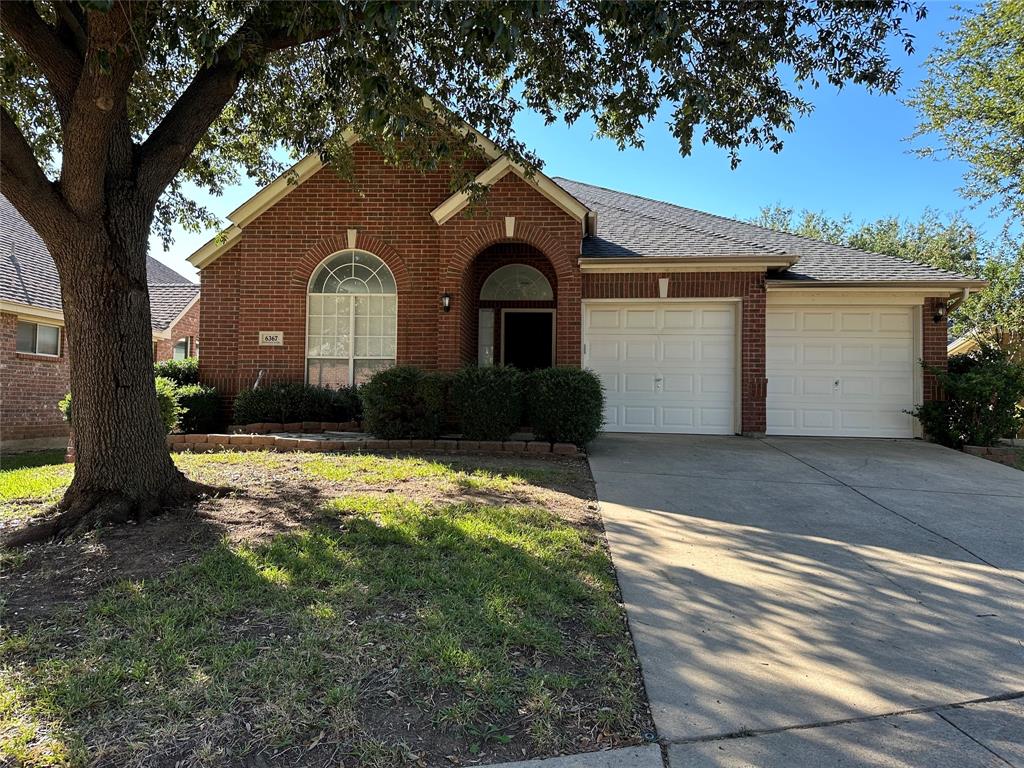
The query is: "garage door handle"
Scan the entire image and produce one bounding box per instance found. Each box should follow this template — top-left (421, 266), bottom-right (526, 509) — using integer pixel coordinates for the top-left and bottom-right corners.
top-left (655, 375), bottom-right (664, 392)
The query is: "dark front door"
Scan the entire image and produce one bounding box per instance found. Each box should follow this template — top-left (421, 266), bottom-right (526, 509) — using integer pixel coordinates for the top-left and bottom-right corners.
top-left (503, 311), bottom-right (553, 371)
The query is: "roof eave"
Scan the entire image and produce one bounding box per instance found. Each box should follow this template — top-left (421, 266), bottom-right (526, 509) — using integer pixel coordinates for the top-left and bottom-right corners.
top-left (766, 278), bottom-right (988, 293)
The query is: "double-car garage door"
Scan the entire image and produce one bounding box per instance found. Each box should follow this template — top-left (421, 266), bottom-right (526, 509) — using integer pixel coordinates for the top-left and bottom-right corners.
top-left (583, 301), bottom-right (917, 438)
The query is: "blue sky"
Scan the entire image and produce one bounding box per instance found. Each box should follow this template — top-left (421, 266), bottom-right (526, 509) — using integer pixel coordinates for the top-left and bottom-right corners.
top-left (154, 3), bottom-right (998, 281)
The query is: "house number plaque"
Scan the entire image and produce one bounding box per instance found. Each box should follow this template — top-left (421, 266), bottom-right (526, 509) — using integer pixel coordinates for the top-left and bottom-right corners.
top-left (258, 331), bottom-right (283, 346)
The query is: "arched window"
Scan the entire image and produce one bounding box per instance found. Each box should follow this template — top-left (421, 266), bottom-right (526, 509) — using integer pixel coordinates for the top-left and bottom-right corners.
top-left (480, 264), bottom-right (553, 301)
top-left (307, 250), bottom-right (397, 387)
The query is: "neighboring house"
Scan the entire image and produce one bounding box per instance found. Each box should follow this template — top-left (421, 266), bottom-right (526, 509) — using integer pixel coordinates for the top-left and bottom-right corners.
top-left (1, 194), bottom-right (199, 450)
top-left (189, 133), bottom-right (984, 439)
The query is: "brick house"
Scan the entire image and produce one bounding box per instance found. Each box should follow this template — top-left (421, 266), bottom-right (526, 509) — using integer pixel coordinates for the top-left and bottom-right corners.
top-left (1, 194), bottom-right (200, 451)
top-left (189, 133), bottom-right (983, 439)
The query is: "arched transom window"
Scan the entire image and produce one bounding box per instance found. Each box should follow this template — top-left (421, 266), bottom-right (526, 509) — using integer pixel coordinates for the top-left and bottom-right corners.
top-left (480, 264), bottom-right (553, 301)
top-left (307, 250), bottom-right (397, 387)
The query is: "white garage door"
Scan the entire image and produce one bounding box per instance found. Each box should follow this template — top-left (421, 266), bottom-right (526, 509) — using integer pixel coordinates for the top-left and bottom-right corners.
top-left (584, 302), bottom-right (736, 434)
top-left (766, 306), bottom-right (917, 438)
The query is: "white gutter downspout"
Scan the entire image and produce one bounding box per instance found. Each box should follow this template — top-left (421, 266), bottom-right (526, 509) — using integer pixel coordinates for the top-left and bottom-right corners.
top-left (947, 287), bottom-right (971, 313)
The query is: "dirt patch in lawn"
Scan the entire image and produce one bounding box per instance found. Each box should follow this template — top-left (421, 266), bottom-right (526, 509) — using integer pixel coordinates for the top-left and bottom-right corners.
top-left (1, 451), bottom-right (653, 768)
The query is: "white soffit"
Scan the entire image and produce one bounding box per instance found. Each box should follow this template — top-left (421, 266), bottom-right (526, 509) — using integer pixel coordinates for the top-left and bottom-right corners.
top-left (430, 156), bottom-right (592, 231)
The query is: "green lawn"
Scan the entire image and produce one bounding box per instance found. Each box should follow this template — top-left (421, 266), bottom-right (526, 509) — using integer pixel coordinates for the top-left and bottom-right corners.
top-left (0, 452), bottom-right (72, 521)
top-left (1, 452), bottom-right (648, 767)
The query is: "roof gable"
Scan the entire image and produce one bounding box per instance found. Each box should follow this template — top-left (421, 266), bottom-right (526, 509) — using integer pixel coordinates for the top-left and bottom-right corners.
top-left (1, 194), bottom-right (196, 325)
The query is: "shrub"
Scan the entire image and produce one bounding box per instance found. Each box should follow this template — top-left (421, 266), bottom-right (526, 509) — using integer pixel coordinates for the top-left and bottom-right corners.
top-left (451, 365), bottom-right (524, 440)
top-left (57, 375), bottom-right (181, 435)
top-left (359, 366), bottom-right (448, 439)
top-left (526, 367), bottom-right (605, 447)
top-left (911, 345), bottom-right (1024, 448)
top-left (176, 383), bottom-right (221, 434)
top-left (153, 356), bottom-right (199, 385)
top-left (232, 382), bottom-right (361, 425)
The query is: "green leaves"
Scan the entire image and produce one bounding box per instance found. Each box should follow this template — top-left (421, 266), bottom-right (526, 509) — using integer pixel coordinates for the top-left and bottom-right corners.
top-left (3, 0), bottom-right (925, 241)
top-left (908, 0), bottom-right (1024, 226)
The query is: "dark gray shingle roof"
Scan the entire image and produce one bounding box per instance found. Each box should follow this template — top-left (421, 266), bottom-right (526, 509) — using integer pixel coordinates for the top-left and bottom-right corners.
top-left (1, 194), bottom-right (197, 326)
top-left (149, 283), bottom-right (200, 331)
top-left (555, 178), bottom-right (977, 283)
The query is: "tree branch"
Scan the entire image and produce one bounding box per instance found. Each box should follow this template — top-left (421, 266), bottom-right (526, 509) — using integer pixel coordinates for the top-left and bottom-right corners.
top-left (137, 17), bottom-right (340, 207)
top-left (0, 0), bottom-right (83, 116)
top-left (0, 106), bottom-right (74, 241)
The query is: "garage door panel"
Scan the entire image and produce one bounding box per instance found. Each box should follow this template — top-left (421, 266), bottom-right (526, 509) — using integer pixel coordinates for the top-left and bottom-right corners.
top-left (624, 309), bottom-right (657, 329)
top-left (585, 302), bottom-right (736, 435)
top-left (767, 305), bottom-right (916, 438)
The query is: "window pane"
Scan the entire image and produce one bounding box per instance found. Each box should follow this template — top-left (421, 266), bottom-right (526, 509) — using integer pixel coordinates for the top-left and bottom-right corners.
top-left (307, 358), bottom-right (350, 388)
top-left (36, 324), bottom-right (59, 355)
top-left (480, 264), bottom-right (553, 300)
top-left (354, 359), bottom-right (392, 385)
top-left (172, 339), bottom-right (188, 360)
top-left (15, 322), bottom-right (35, 353)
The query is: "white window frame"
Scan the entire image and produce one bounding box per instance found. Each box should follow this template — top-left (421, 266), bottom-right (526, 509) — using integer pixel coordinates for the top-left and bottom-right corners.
top-left (305, 250), bottom-right (398, 387)
top-left (15, 320), bottom-right (61, 357)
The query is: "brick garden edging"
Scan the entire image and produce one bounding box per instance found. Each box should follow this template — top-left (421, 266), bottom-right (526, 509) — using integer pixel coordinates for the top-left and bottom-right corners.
top-left (228, 421), bottom-right (362, 434)
top-left (168, 433), bottom-right (582, 458)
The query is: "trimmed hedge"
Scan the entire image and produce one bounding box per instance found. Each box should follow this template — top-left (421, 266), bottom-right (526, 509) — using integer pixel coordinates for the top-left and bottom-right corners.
top-left (360, 364), bottom-right (605, 447)
top-left (527, 367), bottom-right (605, 447)
top-left (176, 383), bottom-right (221, 434)
top-left (451, 365), bottom-right (524, 441)
top-left (359, 366), bottom-right (448, 440)
top-left (153, 357), bottom-right (200, 385)
top-left (233, 383), bottom-right (361, 426)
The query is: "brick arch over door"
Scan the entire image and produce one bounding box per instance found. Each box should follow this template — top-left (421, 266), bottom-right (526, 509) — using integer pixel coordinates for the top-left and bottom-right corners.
top-left (289, 233), bottom-right (412, 365)
top-left (439, 221), bottom-right (581, 368)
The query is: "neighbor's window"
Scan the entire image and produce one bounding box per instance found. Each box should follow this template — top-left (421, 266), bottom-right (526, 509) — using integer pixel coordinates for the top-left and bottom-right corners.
top-left (172, 337), bottom-right (192, 360)
top-left (16, 321), bottom-right (60, 356)
top-left (307, 249), bottom-right (397, 387)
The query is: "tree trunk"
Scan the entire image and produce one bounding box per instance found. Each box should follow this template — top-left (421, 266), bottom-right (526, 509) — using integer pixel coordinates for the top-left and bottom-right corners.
top-left (5, 192), bottom-right (197, 545)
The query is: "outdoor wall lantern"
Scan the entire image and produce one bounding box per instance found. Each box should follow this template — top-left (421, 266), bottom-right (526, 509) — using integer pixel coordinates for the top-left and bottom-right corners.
top-left (933, 304), bottom-right (947, 324)
top-left (441, 292), bottom-right (452, 312)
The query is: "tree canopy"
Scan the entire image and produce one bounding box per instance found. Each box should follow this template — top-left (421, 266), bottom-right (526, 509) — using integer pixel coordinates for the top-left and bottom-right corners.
top-left (908, 0), bottom-right (1024, 227)
top-left (3, 1), bottom-right (928, 244)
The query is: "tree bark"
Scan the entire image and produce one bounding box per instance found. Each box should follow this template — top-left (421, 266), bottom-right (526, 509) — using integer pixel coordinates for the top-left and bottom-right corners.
top-left (4, 192), bottom-right (198, 546)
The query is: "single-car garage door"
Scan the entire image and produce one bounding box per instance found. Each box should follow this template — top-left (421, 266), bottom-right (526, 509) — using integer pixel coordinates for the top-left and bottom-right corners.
top-left (584, 302), bottom-right (736, 434)
top-left (766, 305), bottom-right (917, 438)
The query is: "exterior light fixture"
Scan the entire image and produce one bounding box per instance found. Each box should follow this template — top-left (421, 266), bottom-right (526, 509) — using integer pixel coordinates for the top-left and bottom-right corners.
top-left (933, 304), bottom-right (947, 324)
top-left (441, 292), bottom-right (452, 312)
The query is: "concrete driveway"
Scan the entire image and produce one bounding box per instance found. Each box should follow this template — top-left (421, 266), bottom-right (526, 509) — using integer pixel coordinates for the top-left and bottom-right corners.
top-left (589, 435), bottom-right (1024, 766)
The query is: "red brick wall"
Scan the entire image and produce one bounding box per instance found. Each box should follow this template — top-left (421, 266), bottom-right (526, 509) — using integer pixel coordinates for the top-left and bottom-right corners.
top-left (198, 146), bottom-right (582, 406)
top-left (922, 297), bottom-right (949, 403)
top-left (582, 271), bottom-right (768, 435)
top-left (0, 311), bottom-right (70, 442)
top-left (154, 299), bottom-right (200, 361)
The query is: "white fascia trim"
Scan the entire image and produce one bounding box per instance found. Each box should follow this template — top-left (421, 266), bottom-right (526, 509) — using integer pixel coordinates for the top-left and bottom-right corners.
top-left (227, 152), bottom-right (330, 228)
top-left (767, 279), bottom-right (986, 295)
top-left (430, 156), bottom-right (592, 230)
top-left (155, 293), bottom-right (200, 337)
top-left (948, 334), bottom-right (979, 355)
top-left (579, 257), bottom-right (794, 273)
top-left (188, 225), bottom-right (242, 269)
top-left (0, 299), bottom-right (181, 339)
top-left (0, 301), bottom-right (65, 325)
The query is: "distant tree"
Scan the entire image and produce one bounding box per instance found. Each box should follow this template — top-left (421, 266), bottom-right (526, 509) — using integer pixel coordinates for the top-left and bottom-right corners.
top-left (907, 0), bottom-right (1024, 227)
top-left (750, 205), bottom-right (982, 274)
top-left (0, 0), bottom-right (927, 542)
top-left (748, 205), bottom-right (1024, 344)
